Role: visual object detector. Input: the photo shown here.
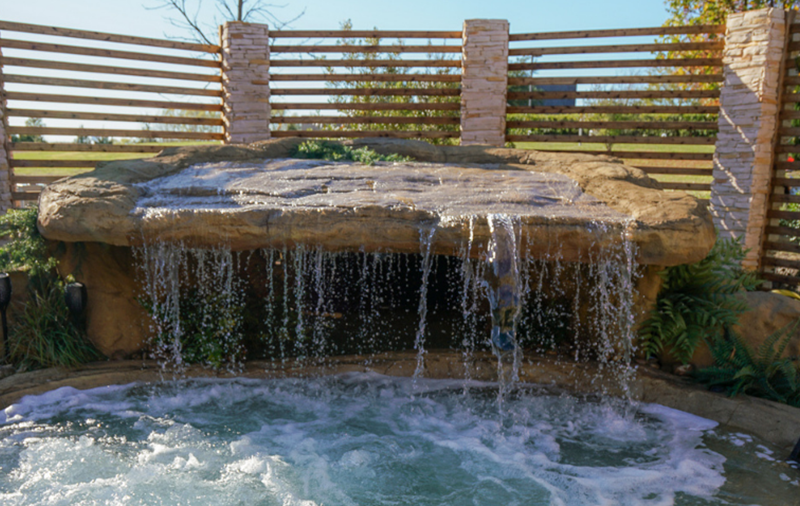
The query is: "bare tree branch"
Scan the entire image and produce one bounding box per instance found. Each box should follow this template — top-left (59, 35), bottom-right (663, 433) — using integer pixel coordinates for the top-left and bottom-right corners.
top-left (149, 0), bottom-right (304, 43)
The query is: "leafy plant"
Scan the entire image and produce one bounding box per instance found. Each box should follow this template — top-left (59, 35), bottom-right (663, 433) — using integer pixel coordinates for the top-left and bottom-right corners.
top-left (0, 207), bottom-right (101, 369)
top-left (290, 140), bottom-right (413, 165)
top-left (140, 289), bottom-right (245, 371)
top-left (694, 321), bottom-right (800, 407)
top-left (639, 237), bottom-right (759, 364)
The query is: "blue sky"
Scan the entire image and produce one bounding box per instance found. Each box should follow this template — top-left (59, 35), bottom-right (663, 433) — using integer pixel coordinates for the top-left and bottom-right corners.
top-left (1, 0), bottom-right (671, 40)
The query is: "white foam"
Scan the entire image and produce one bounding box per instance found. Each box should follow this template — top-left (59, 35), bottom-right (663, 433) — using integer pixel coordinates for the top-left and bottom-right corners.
top-left (0, 375), bottom-right (793, 505)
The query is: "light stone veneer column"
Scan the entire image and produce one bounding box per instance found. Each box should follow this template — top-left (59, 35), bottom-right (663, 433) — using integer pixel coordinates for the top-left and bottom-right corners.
top-left (711, 7), bottom-right (787, 270)
top-left (220, 22), bottom-right (271, 144)
top-left (460, 19), bottom-right (509, 147)
top-left (0, 47), bottom-right (15, 213)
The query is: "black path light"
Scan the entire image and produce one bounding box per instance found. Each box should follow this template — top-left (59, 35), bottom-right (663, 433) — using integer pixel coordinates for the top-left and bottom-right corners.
top-left (0, 273), bottom-right (11, 363)
top-left (64, 281), bottom-right (87, 326)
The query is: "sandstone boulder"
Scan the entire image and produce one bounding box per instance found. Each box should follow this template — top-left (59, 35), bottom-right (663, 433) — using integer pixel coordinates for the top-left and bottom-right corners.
top-left (38, 138), bottom-right (715, 267)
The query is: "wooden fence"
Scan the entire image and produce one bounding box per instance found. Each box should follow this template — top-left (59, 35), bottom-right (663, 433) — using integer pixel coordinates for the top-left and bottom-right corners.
top-left (505, 25), bottom-right (724, 193)
top-left (763, 16), bottom-right (800, 287)
top-left (267, 29), bottom-right (462, 140)
top-left (0, 21), bottom-right (222, 200)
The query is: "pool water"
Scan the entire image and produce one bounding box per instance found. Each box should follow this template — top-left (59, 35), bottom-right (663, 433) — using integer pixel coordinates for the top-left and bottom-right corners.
top-left (0, 374), bottom-right (797, 506)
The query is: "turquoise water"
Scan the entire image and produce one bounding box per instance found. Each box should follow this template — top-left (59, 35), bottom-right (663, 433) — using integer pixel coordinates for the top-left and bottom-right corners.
top-left (0, 374), bottom-right (797, 506)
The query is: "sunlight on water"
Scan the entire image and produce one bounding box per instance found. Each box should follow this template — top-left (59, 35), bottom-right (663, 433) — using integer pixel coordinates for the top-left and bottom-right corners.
top-left (1, 375), bottom-right (797, 506)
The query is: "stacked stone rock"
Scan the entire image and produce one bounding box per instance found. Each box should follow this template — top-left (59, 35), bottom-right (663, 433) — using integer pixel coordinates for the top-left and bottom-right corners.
top-left (711, 7), bottom-right (787, 270)
top-left (0, 47), bottom-right (14, 213)
top-left (460, 19), bottom-right (509, 147)
top-left (220, 22), bottom-right (271, 144)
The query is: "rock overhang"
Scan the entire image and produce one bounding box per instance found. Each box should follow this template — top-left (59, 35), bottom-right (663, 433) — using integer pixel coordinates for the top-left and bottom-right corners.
top-left (37, 137), bottom-right (716, 266)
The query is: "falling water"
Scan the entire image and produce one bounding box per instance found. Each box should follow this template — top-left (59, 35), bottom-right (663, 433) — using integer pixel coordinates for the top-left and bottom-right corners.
top-left (134, 216), bottom-right (639, 396)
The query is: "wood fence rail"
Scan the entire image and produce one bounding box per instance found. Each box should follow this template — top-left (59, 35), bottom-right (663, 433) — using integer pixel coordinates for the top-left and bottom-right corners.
top-left (0, 20), bottom-right (223, 200)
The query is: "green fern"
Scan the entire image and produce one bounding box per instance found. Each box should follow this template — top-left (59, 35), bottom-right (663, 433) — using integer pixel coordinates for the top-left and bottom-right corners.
top-left (639, 237), bottom-right (759, 364)
top-left (694, 321), bottom-right (800, 407)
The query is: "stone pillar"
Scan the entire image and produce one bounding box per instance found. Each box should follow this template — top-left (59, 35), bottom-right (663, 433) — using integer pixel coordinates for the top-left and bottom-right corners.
top-left (0, 46), bottom-right (15, 213)
top-left (220, 22), bottom-right (271, 144)
top-left (460, 19), bottom-right (509, 147)
top-left (711, 7), bottom-right (788, 270)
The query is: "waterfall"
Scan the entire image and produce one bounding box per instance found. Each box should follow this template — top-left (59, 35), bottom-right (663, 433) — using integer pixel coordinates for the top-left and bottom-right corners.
top-left (134, 214), bottom-right (639, 394)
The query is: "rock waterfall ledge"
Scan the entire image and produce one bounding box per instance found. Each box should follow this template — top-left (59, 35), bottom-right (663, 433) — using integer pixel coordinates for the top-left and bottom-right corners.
top-left (38, 138), bottom-right (714, 266)
top-left (36, 139), bottom-right (716, 358)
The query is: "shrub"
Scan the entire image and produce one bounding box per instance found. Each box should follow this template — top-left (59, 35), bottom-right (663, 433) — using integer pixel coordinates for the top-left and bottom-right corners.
top-left (0, 207), bottom-right (101, 369)
top-left (290, 140), bottom-right (413, 165)
top-left (639, 237), bottom-right (759, 364)
top-left (694, 321), bottom-right (800, 407)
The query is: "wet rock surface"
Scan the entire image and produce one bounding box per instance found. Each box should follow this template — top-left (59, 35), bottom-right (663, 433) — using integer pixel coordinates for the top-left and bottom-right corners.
top-left (38, 138), bottom-right (715, 266)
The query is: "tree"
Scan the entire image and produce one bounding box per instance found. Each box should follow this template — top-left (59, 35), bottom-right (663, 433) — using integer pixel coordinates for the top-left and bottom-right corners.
top-left (314, 20), bottom-right (460, 145)
top-left (10, 118), bottom-right (45, 143)
top-left (150, 0), bottom-right (304, 45)
top-left (663, 0), bottom-right (799, 27)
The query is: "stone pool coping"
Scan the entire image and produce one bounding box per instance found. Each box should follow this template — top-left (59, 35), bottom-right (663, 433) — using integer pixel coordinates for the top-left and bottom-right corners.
top-left (1, 350), bottom-right (799, 456)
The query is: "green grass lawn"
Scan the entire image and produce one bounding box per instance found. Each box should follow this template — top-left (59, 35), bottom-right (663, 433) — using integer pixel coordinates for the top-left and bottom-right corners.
top-left (12, 142), bottom-right (221, 177)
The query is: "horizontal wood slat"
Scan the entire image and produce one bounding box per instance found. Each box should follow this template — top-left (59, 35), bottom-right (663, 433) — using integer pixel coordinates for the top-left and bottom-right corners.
top-left (272, 116), bottom-right (459, 125)
top-left (4, 92), bottom-right (222, 111)
top-left (506, 89), bottom-right (719, 100)
top-left (7, 108), bottom-right (222, 125)
top-left (270, 44), bottom-right (461, 53)
top-left (657, 182), bottom-right (711, 191)
top-left (761, 272), bottom-right (800, 285)
top-left (271, 102), bottom-right (460, 111)
top-left (270, 130), bottom-right (459, 139)
top-left (11, 192), bottom-right (41, 201)
top-left (1, 57), bottom-right (220, 82)
top-left (506, 120), bottom-right (718, 130)
top-left (506, 105), bottom-right (719, 114)
top-left (505, 134), bottom-right (716, 145)
top-left (772, 178), bottom-right (800, 187)
top-left (636, 166), bottom-right (712, 175)
top-left (3, 74), bottom-right (221, 96)
top-left (269, 88), bottom-right (459, 96)
top-left (270, 73), bottom-right (460, 82)
top-left (770, 193), bottom-right (800, 204)
top-left (10, 160), bottom-right (98, 168)
top-left (509, 25), bottom-right (725, 41)
top-left (507, 74), bottom-right (723, 85)
top-left (7, 126), bottom-right (224, 140)
top-left (0, 20), bottom-right (219, 53)
top-left (768, 209), bottom-right (800, 219)
top-left (0, 39), bottom-right (220, 68)
top-left (509, 58), bottom-right (722, 71)
top-left (509, 41), bottom-right (724, 57)
top-left (528, 150), bottom-right (714, 160)
top-left (10, 142), bottom-right (167, 152)
top-left (765, 241), bottom-right (800, 254)
top-left (269, 59), bottom-right (461, 68)
top-left (270, 30), bottom-right (462, 38)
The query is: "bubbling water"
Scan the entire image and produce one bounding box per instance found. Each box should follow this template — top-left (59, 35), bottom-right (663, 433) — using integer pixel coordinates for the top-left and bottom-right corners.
top-left (1, 375), bottom-right (796, 506)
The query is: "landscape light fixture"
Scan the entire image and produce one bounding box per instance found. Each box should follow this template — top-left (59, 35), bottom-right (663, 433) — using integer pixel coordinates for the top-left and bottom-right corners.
top-left (0, 273), bottom-right (11, 363)
top-left (64, 282), bottom-right (87, 322)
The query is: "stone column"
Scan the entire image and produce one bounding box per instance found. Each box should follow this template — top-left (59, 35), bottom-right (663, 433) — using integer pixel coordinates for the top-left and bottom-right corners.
top-left (0, 46), bottom-right (15, 213)
top-left (460, 19), bottom-right (509, 147)
top-left (711, 7), bottom-right (788, 270)
top-left (220, 21), bottom-right (271, 144)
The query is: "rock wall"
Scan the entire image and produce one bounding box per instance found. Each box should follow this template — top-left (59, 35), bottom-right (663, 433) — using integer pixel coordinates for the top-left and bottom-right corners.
top-left (221, 22), bottom-right (271, 144)
top-left (460, 19), bottom-right (509, 147)
top-left (711, 8), bottom-right (787, 270)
